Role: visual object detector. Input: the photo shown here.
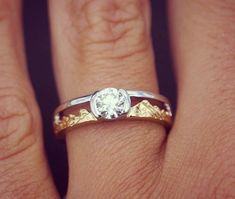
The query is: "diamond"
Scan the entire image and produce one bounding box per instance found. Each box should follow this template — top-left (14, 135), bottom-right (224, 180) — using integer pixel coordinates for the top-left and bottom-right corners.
top-left (90, 88), bottom-right (131, 120)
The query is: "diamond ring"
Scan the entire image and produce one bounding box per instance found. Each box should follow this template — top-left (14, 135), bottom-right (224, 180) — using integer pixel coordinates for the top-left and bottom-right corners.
top-left (53, 88), bottom-right (173, 136)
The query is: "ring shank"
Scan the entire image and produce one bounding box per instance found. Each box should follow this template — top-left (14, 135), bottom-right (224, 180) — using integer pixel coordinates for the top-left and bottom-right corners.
top-left (55, 90), bottom-right (170, 115)
top-left (54, 89), bottom-right (172, 136)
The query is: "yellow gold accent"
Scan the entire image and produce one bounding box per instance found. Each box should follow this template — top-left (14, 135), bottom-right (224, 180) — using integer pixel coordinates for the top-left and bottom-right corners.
top-left (54, 109), bottom-right (97, 134)
top-left (54, 100), bottom-right (172, 135)
top-left (127, 100), bottom-right (171, 121)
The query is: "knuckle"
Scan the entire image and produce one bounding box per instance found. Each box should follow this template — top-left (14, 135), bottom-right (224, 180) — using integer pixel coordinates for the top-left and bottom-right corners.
top-left (0, 91), bottom-right (38, 160)
top-left (66, 0), bottom-right (150, 60)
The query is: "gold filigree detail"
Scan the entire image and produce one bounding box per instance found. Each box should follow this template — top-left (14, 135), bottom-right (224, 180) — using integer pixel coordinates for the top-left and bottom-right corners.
top-left (127, 100), bottom-right (172, 121)
top-left (54, 100), bottom-right (172, 135)
top-left (54, 109), bottom-right (97, 134)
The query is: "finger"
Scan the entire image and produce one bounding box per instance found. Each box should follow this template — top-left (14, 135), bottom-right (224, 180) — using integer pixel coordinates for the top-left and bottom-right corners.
top-left (49, 0), bottom-right (166, 198)
top-left (0, 1), bottom-right (58, 198)
top-left (160, 0), bottom-right (235, 196)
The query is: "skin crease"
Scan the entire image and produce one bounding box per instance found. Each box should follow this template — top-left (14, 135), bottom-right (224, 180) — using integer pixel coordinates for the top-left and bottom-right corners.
top-left (0, 0), bottom-right (234, 199)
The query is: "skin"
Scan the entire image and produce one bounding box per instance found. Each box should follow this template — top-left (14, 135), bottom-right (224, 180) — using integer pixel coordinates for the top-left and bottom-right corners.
top-left (0, 0), bottom-right (234, 198)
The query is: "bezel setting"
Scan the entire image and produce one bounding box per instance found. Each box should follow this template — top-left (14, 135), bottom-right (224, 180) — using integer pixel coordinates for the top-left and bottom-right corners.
top-left (90, 88), bottom-right (131, 120)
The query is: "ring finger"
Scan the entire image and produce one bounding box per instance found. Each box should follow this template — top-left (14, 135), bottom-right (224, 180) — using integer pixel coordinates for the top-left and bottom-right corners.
top-left (49, 0), bottom-right (167, 198)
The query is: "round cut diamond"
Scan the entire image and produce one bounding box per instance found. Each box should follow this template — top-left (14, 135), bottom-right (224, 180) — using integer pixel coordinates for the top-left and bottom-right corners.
top-left (90, 88), bottom-right (131, 119)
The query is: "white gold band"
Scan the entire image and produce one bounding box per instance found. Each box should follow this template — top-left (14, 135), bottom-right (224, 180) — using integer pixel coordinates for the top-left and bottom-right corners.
top-left (55, 90), bottom-right (170, 114)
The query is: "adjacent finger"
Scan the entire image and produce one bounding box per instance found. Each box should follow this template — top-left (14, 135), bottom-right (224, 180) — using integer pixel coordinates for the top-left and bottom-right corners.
top-left (0, 1), bottom-right (58, 198)
top-left (49, 0), bottom-right (166, 198)
top-left (158, 0), bottom-right (235, 197)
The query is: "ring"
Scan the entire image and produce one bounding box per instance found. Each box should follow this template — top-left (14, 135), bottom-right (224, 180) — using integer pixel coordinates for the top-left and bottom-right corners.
top-left (53, 88), bottom-right (173, 136)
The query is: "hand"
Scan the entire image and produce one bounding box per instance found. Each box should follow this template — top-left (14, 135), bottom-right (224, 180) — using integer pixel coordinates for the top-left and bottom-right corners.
top-left (0, 0), bottom-right (234, 198)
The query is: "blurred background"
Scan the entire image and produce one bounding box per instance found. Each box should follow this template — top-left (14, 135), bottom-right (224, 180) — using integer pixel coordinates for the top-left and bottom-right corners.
top-left (23, 0), bottom-right (176, 197)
